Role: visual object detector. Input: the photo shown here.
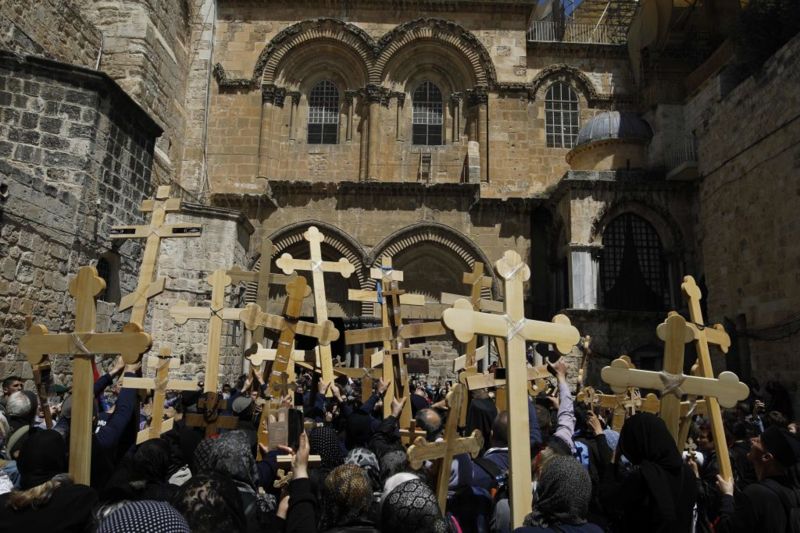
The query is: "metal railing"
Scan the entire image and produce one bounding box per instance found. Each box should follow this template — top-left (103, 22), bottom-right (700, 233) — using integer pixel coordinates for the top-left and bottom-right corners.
top-left (527, 21), bottom-right (626, 45)
top-left (665, 136), bottom-right (698, 171)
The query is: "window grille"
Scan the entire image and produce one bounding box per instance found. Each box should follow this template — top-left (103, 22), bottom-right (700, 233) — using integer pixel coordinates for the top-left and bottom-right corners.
top-left (308, 80), bottom-right (339, 144)
top-left (412, 81), bottom-right (443, 146)
top-left (600, 213), bottom-right (669, 311)
top-left (545, 82), bottom-right (579, 148)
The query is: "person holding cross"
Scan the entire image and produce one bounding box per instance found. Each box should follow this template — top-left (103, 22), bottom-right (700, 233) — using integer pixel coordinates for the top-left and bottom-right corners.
top-left (715, 425), bottom-right (800, 532)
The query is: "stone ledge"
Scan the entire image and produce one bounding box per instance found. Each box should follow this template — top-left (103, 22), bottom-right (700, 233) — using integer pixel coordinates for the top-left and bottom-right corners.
top-left (0, 51), bottom-right (163, 138)
top-left (181, 202), bottom-right (255, 235)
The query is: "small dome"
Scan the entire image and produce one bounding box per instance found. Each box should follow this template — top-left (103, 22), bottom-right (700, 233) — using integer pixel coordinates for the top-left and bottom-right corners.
top-left (575, 111), bottom-right (652, 147)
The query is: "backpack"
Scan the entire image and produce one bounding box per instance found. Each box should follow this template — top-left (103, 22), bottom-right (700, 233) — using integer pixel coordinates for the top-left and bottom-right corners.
top-left (473, 456), bottom-right (508, 503)
top-left (762, 478), bottom-right (800, 533)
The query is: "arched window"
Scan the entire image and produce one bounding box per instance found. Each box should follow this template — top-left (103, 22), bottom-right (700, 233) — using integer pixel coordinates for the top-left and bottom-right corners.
top-left (600, 213), bottom-right (668, 311)
top-left (545, 82), bottom-right (579, 148)
top-left (412, 81), bottom-right (443, 146)
top-left (308, 80), bottom-right (339, 144)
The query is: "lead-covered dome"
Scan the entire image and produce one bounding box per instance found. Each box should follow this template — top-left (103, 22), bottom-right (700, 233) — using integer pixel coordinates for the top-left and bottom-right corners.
top-left (575, 111), bottom-right (652, 147)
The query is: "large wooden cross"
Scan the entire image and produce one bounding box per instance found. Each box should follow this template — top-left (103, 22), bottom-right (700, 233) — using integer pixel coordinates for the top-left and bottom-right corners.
top-left (442, 250), bottom-right (580, 528)
top-left (239, 277), bottom-right (340, 454)
top-left (443, 262), bottom-right (494, 425)
top-left (345, 257), bottom-right (428, 428)
top-left (110, 185), bottom-right (202, 327)
top-left (655, 313), bottom-right (694, 442)
top-left (407, 383), bottom-right (483, 513)
top-left (682, 275), bottom-right (736, 481)
top-left (121, 347), bottom-right (197, 443)
top-left (275, 226), bottom-right (355, 394)
top-left (227, 237), bottom-right (293, 350)
top-left (601, 356), bottom-right (749, 451)
top-left (19, 266), bottom-right (152, 484)
top-left (170, 270), bottom-right (242, 436)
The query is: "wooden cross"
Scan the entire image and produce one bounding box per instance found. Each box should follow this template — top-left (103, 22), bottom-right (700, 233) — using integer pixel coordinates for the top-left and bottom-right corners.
top-left (682, 275), bottom-right (736, 481)
top-left (407, 383), bottom-right (483, 513)
top-left (227, 237), bottom-right (293, 350)
top-left (345, 257), bottom-right (426, 428)
top-left (656, 313), bottom-right (694, 442)
top-left (445, 262), bottom-right (495, 426)
top-left (110, 185), bottom-right (202, 327)
top-left (601, 358), bottom-right (749, 444)
top-left (170, 269), bottom-right (243, 437)
top-left (238, 277), bottom-right (340, 454)
top-left (32, 362), bottom-right (53, 429)
top-left (442, 250), bottom-right (581, 528)
top-left (170, 270), bottom-right (246, 395)
top-left (121, 347), bottom-right (197, 443)
top-left (577, 335), bottom-right (592, 391)
top-left (275, 226), bottom-right (355, 394)
top-left (19, 266), bottom-right (152, 484)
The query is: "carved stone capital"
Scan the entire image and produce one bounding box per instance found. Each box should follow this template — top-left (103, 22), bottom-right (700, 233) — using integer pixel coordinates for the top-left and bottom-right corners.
top-left (365, 84), bottom-right (385, 104)
top-left (467, 87), bottom-right (488, 106)
top-left (287, 91), bottom-right (301, 104)
top-left (273, 87), bottom-right (287, 107)
top-left (450, 92), bottom-right (463, 105)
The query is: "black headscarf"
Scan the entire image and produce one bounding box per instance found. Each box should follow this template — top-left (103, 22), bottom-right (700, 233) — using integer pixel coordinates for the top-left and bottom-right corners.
top-left (310, 426), bottom-right (345, 469)
top-left (619, 413), bottom-right (684, 522)
top-left (17, 429), bottom-right (67, 490)
top-left (525, 456), bottom-right (591, 528)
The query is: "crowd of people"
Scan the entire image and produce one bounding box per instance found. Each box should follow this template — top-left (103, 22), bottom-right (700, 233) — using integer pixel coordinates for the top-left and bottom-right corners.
top-left (0, 357), bottom-right (799, 533)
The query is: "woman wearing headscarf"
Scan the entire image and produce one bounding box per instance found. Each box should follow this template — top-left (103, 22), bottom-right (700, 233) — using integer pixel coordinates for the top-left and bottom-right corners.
top-left (172, 472), bottom-right (248, 533)
top-left (0, 429), bottom-right (98, 532)
top-left (101, 438), bottom-right (176, 504)
top-left (193, 430), bottom-right (276, 532)
top-left (96, 499), bottom-right (191, 533)
top-left (380, 478), bottom-right (449, 533)
top-left (309, 425), bottom-right (346, 503)
top-left (320, 464), bottom-right (380, 532)
top-left (599, 412), bottom-right (697, 533)
top-left (515, 455), bottom-right (603, 532)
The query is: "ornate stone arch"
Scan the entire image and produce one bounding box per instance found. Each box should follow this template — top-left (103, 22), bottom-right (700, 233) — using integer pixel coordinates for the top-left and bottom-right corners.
top-left (367, 222), bottom-right (499, 300)
top-left (530, 65), bottom-right (610, 106)
top-left (253, 18), bottom-right (377, 86)
top-left (374, 18), bottom-right (497, 87)
top-left (590, 200), bottom-right (683, 253)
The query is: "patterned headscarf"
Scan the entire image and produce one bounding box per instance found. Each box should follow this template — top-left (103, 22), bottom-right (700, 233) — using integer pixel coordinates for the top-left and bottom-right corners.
top-left (524, 455), bottom-right (590, 528)
top-left (310, 426), bottom-right (345, 469)
top-left (345, 447), bottom-right (381, 490)
top-left (97, 500), bottom-right (191, 533)
top-left (321, 464), bottom-right (374, 529)
top-left (210, 431), bottom-right (260, 488)
top-left (380, 479), bottom-right (448, 533)
top-left (172, 472), bottom-right (247, 533)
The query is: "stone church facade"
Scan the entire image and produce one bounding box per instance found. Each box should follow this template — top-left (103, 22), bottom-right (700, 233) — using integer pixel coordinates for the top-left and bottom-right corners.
top-left (1, 0), bottom-right (799, 410)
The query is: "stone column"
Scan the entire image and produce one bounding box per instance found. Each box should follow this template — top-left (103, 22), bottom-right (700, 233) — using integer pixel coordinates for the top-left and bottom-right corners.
top-left (471, 87), bottom-right (489, 182)
top-left (395, 92), bottom-right (406, 141)
top-left (366, 84), bottom-right (382, 181)
top-left (258, 84), bottom-right (278, 177)
top-left (345, 90), bottom-right (359, 142)
top-left (568, 244), bottom-right (601, 310)
top-left (450, 92), bottom-right (463, 143)
top-left (287, 91), bottom-right (301, 141)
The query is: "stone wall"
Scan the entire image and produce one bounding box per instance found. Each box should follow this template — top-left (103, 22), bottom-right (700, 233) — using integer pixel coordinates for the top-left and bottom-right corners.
top-left (0, 53), bottom-right (161, 385)
top-left (0, 0), bottom-right (102, 68)
top-left (692, 33), bottom-right (800, 409)
top-left (147, 205), bottom-right (253, 383)
top-left (198, 7), bottom-right (637, 199)
top-left (73, 0), bottom-right (193, 184)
